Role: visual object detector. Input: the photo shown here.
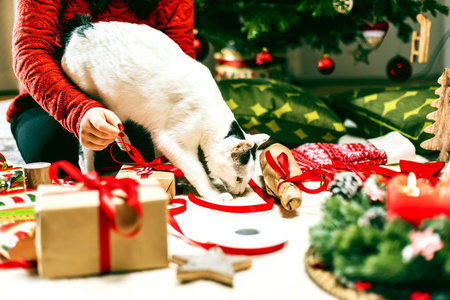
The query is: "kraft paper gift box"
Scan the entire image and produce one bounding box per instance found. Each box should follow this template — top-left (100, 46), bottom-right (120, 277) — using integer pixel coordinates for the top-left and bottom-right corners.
top-left (116, 165), bottom-right (175, 199)
top-left (35, 178), bottom-right (169, 279)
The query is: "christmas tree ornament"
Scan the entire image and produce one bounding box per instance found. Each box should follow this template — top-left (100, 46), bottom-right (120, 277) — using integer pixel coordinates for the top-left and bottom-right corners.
top-left (350, 44), bottom-right (371, 64)
top-left (410, 14), bottom-right (431, 64)
top-left (361, 21), bottom-right (389, 49)
top-left (317, 54), bottom-right (335, 75)
top-left (193, 29), bottom-right (209, 61)
top-left (255, 47), bottom-right (273, 67)
top-left (386, 55), bottom-right (412, 81)
top-left (421, 68), bottom-right (450, 161)
top-left (333, 0), bottom-right (353, 14)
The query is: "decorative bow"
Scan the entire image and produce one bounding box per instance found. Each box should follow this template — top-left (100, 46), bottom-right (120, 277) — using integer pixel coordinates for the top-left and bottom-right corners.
top-left (398, 160), bottom-right (445, 184)
top-left (111, 134), bottom-right (183, 178)
top-left (265, 151), bottom-right (333, 194)
top-left (350, 160), bottom-right (445, 185)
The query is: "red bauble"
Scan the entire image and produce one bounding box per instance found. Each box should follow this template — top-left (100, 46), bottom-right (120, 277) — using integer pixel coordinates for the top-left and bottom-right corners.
top-left (386, 55), bottom-right (412, 81)
top-left (318, 55), bottom-right (335, 75)
top-left (194, 33), bottom-right (209, 61)
top-left (256, 48), bottom-right (273, 66)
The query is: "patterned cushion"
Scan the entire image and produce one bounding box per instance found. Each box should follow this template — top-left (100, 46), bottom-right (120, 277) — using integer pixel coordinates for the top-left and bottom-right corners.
top-left (324, 85), bottom-right (439, 154)
top-left (217, 78), bottom-right (346, 147)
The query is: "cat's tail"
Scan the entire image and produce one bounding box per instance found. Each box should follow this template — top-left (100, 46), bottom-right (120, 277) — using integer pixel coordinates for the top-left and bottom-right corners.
top-left (61, 14), bottom-right (93, 48)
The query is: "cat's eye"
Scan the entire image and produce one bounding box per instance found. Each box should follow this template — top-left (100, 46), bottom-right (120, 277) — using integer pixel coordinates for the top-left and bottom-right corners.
top-left (236, 176), bottom-right (242, 182)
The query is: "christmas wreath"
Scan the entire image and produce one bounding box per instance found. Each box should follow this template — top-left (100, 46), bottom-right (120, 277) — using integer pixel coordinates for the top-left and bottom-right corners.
top-left (308, 172), bottom-right (450, 300)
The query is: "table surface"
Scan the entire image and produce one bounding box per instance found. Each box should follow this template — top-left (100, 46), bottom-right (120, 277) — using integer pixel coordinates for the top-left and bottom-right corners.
top-left (0, 174), bottom-right (337, 300)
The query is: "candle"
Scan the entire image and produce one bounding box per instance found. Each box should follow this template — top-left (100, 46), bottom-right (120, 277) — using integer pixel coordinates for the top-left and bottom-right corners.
top-left (403, 172), bottom-right (420, 197)
top-left (386, 173), bottom-right (450, 227)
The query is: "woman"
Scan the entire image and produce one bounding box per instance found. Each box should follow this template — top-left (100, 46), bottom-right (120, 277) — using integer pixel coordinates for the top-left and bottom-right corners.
top-left (8, 0), bottom-right (195, 172)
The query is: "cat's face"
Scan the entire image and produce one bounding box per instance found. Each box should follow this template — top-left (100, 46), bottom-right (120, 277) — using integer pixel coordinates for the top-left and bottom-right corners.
top-left (208, 133), bottom-right (269, 195)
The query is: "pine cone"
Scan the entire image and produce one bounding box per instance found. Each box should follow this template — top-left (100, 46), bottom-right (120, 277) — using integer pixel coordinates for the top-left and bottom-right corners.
top-left (328, 172), bottom-right (362, 199)
top-left (357, 207), bottom-right (387, 229)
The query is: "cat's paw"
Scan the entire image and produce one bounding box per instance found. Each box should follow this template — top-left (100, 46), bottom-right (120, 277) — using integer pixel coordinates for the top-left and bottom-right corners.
top-left (215, 192), bottom-right (233, 202)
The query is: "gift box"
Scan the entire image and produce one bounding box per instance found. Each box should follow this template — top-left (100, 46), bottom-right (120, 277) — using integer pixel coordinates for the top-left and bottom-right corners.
top-left (35, 178), bottom-right (169, 279)
top-left (0, 220), bottom-right (36, 261)
top-left (0, 167), bottom-right (35, 207)
top-left (115, 165), bottom-right (175, 199)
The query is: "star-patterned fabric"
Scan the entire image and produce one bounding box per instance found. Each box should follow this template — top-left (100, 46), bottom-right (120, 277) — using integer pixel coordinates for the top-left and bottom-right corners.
top-left (218, 78), bottom-right (346, 146)
top-left (324, 84), bottom-right (440, 154)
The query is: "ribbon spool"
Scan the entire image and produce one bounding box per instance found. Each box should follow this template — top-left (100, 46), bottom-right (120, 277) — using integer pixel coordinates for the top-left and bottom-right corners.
top-left (23, 162), bottom-right (51, 191)
top-left (208, 223), bottom-right (287, 255)
top-left (168, 198), bottom-right (286, 255)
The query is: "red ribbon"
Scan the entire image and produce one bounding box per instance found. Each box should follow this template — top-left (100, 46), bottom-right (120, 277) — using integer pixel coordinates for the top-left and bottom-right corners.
top-left (168, 198), bottom-right (285, 255)
top-left (113, 134), bottom-right (276, 213)
top-left (186, 179), bottom-right (274, 213)
top-left (346, 160), bottom-right (445, 184)
top-left (49, 161), bottom-right (143, 273)
top-left (0, 260), bottom-right (36, 269)
top-left (398, 160), bottom-right (445, 184)
top-left (111, 135), bottom-right (183, 178)
top-left (265, 151), bottom-right (333, 194)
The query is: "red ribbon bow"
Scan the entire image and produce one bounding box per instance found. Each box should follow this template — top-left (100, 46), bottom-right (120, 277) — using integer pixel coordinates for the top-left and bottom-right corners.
top-left (398, 160), bottom-right (445, 185)
top-left (349, 160), bottom-right (445, 185)
top-left (49, 160), bottom-right (143, 273)
top-left (265, 151), bottom-right (333, 194)
top-left (111, 135), bottom-right (184, 178)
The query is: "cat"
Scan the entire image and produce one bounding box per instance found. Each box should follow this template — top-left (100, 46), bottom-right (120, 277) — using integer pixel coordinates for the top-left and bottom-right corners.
top-left (61, 18), bottom-right (269, 201)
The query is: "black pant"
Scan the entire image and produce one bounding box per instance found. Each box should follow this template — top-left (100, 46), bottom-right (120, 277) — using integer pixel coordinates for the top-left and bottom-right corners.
top-left (10, 105), bottom-right (155, 174)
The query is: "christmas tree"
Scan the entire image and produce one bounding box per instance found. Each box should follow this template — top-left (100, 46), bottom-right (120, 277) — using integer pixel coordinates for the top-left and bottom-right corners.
top-left (421, 68), bottom-right (450, 161)
top-left (194, 0), bottom-right (449, 57)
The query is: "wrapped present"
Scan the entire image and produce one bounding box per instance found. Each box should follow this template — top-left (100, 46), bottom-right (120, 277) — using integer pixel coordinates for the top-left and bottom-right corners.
top-left (116, 164), bottom-right (176, 199)
top-left (0, 205), bottom-right (35, 224)
top-left (260, 143), bottom-right (303, 210)
top-left (35, 161), bottom-right (169, 279)
top-left (0, 167), bottom-right (29, 200)
top-left (0, 220), bottom-right (36, 261)
top-left (0, 206), bottom-right (36, 262)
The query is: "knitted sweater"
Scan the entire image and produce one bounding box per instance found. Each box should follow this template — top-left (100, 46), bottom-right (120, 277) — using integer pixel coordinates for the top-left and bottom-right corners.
top-left (8, 0), bottom-right (195, 138)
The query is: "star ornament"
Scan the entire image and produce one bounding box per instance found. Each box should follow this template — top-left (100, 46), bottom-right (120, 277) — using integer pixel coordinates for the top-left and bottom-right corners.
top-left (350, 44), bottom-right (371, 65)
top-left (171, 247), bottom-right (252, 286)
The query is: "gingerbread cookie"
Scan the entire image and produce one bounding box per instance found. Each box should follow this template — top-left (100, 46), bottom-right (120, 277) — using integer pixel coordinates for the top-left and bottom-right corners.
top-left (172, 247), bottom-right (252, 286)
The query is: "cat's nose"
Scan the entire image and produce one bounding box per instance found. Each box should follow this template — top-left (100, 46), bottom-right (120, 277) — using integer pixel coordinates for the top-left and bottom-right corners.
top-left (238, 184), bottom-right (247, 195)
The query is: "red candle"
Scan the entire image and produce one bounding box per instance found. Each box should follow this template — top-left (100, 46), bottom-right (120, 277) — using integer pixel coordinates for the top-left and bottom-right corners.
top-left (386, 173), bottom-right (450, 227)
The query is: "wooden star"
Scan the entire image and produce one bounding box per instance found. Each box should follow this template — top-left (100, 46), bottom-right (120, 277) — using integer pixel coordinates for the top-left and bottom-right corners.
top-left (171, 247), bottom-right (252, 286)
top-left (350, 44), bottom-right (371, 64)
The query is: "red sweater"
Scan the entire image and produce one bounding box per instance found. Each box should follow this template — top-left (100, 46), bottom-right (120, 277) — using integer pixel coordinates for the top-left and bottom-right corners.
top-left (8, 0), bottom-right (195, 138)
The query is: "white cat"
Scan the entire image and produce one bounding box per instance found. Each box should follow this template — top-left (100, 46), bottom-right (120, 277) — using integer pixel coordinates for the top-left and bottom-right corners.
top-left (61, 20), bottom-right (269, 201)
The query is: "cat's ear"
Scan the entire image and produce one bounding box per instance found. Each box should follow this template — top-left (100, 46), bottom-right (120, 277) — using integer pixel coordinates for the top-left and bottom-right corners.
top-left (247, 133), bottom-right (270, 148)
top-left (231, 140), bottom-right (254, 162)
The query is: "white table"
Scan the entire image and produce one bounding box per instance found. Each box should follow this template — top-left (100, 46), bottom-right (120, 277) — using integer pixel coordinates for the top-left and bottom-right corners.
top-left (0, 176), bottom-right (337, 300)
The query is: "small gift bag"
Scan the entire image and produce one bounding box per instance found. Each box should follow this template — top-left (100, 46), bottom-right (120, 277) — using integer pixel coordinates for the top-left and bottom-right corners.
top-left (35, 161), bottom-right (169, 279)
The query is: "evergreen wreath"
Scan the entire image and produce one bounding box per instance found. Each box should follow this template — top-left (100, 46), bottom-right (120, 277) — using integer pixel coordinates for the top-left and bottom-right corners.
top-left (309, 173), bottom-right (450, 300)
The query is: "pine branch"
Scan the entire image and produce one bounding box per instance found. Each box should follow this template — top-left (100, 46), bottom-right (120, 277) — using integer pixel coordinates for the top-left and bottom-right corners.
top-left (194, 0), bottom-right (449, 56)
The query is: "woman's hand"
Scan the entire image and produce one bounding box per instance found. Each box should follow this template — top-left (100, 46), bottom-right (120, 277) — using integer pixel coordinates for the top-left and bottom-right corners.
top-left (79, 107), bottom-right (122, 151)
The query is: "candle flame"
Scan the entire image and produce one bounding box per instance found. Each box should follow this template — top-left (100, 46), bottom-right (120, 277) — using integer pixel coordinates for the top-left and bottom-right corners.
top-left (407, 172), bottom-right (420, 197)
top-left (407, 172), bottom-right (417, 188)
